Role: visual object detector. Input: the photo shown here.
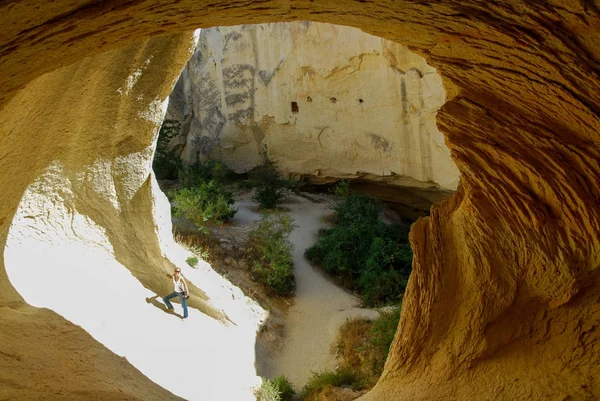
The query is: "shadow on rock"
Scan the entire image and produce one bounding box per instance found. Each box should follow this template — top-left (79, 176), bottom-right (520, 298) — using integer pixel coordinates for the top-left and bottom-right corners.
top-left (146, 295), bottom-right (184, 319)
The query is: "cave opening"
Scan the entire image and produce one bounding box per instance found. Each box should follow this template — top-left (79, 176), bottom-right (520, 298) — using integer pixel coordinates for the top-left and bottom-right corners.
top-left (2, 3), bottom-right (597, 401)
top-left (152, 20), bottom-right (459, 396)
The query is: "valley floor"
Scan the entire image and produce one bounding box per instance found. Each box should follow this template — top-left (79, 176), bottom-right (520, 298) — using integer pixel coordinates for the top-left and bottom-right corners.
top-left (228, 192), bottom-right (380, 389)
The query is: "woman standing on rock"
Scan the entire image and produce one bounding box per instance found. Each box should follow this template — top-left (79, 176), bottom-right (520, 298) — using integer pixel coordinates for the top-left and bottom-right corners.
top-left (163, 268), bottom-right (189, 319)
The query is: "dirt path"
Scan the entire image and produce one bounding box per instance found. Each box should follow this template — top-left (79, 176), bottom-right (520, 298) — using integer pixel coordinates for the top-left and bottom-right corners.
top-left (251, 194), bottom-right (380, 389)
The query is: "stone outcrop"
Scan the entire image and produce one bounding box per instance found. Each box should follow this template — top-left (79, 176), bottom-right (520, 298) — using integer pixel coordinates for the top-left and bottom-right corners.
top-left (0, 32), bottom-right (265, 401)
top-left (166, 22), bottom-right (459, 191)
top-left (1, 2), bottom-right (599, 400)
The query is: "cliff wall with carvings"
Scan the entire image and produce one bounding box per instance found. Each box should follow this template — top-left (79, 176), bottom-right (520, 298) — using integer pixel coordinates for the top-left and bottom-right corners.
top-left (167, 22), bottom-right (459, 191)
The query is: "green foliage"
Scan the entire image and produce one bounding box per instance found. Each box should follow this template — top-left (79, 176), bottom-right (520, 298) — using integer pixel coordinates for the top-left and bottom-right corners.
top-left (333, 179), bottom-right (351, 197)
top-left (302, 368), bottom-right (365, 400)
top-left (247, 213), bottom-right (297, 296)
top-left (305, 183), bottom-right (413, 306)
top-left (186, 256), bottom-right (199, 268)
top-left (153, 119), bottom-right (182, 179)
top-left (174, 231), bottom-right (212, 262)
top-left (359, 242), bottom-right (412, 306)
top-left (272, 376), bottom-right (295, 401)
top-left (247, 161), bottom-right (299, 209)
top-left (369, 307), bottom-right (402, 374)
top-left (170, 181), bottom-right (236, 233)
top-left (254, 378), bottom-right (281, 401)
top-left (253, 376), bottom-right (295, 401)
top-left (178, 161), bottom-right (235, 189)
top-left (253, 185), bottom-right (285, 210)
top-left (334, 306), bottom-right (402, 387)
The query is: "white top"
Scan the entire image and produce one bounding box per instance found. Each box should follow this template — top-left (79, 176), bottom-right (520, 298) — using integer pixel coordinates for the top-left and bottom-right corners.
top-left (173, 275), bottom-right (186, 293)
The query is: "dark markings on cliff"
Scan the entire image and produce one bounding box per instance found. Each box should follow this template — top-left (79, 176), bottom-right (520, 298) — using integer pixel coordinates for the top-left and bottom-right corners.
top-left (222, 64), bottom-right (256, 89)
top-left (401, 77), bottom-right (407, 115)
top-left (368, 133), bottom-right (391, 153)
top-left (258, 58), bottom-right (286, 86)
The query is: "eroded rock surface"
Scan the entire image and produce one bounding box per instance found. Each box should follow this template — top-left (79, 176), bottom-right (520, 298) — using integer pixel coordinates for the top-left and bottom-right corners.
top-left (0, 32), bottom-right (265, 401)
top-left (166, 22), bottom-right (459, 191)
top-left (1, 2), bottom-right (599, 400)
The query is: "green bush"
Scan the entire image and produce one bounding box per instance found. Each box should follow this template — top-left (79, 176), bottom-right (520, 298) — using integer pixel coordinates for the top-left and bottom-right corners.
top-left (186, 256), bottom-right (199, 268)
top-left (254, 378), bottom-right (281, 401)
top-left (359, 241), bottom-right (412, 305)
top-left (153, 119), bottom-right (182, 180)
top-left (333, 179), bottom-right (351, 197)
top-left (247, 213), bottom-right (297, 296)
top-left (170, 181), bottom-right (236, 233)
top-left (253, 376), bottom-right (295, 401)
top-left (272, 376), bottom-right (295, 401)
top-left (369, 307), bottom-right (401, 374)
top-left (178, 161), bottom-right (235, 189)
top-left (302, 367), bottom-right (365, 400)
top-left (247, 161), bottom-right (299, 209)
top-left (305, 183), bottom-right (413, 306)
top-left (253, 184), bottom-right (285, 210)
top-left (334, 305), bottom-right (402, 387)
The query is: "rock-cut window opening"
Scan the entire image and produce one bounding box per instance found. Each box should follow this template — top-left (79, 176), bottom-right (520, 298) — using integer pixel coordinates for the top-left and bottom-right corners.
top-left (291, 101), bottom-right (299, 113)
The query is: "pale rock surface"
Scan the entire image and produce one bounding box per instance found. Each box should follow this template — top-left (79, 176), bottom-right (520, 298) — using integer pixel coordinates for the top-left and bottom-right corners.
top-left (167, 22), bottom-right (459, 191)
top-left (0, 31), bottom-right (265, 401)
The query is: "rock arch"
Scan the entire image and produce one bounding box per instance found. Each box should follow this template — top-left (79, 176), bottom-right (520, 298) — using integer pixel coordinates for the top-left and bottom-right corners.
top-left (0, 2), bottom-right (598, 400)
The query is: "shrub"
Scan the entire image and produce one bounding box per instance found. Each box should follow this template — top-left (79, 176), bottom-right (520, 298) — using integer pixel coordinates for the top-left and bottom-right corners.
top-left (335, 319), bottom-right (372, 374)
top-left (253, 184), bottom-right (285, 210)
top-left (305, 183), bottom-right (413, 306)
top-left (247, 213), bottom-right (297, 296)
top-left (333, 179), bottom-right (351, 197)
top-left (174, 231), bottom-right (212, 262)
top-left (334, 306), bottom-right (402, 387)
top-left (153, 119), bottom-right (182, 180)
top-left (302, 368), bottom-right (365, 400)
top-left (369, 307), bottom-right (401, 373)
top-left (272, 376), bottom-right (295, 401)
top-left (178, 161), bottom-right (235, 189)
top-left (254, 378), bottom-right (281, 401)
top-left (359, 241), bottom-right (412, 305)
top-left (170, 181), bottom-right (236, 234)
top-left (186, 256), bottom-right (199, 268)
top-left (253, 376), bottom-right (295, 401)
top-left (247, 161), bottom-right (299, 209)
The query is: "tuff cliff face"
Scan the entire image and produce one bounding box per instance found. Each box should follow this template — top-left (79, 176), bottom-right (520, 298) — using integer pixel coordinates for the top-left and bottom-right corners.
top-left (1, 2), bottom-right (599, 401)
top-left (167, 22), bottom-right (459, 191)
top-left (0, 32), bottom-right (266, 401)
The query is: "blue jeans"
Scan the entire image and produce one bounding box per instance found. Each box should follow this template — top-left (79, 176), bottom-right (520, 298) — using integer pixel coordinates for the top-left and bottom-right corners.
top-left (163, 291), bottom-right (188, 318)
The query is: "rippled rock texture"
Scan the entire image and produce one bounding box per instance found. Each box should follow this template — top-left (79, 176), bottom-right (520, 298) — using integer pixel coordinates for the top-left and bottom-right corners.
top-left (1, 1), bottom-right (599, 400)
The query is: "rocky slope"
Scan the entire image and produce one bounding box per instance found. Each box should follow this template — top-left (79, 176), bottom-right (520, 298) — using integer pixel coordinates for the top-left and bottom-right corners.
top-left (1, 1), bottom-right (599, 400)
top-left (166, 22), bottom-right (459, 191)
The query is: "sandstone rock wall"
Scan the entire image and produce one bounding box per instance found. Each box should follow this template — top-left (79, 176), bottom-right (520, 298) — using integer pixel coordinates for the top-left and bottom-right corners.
top-left (167, 22), bottom-right (459, 191)
top-left (1, 2), bottom-right (599, 400)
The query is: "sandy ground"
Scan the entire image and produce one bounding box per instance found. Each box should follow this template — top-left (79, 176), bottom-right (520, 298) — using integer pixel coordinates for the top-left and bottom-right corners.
top-left (230, 193), bottom-right (380, 389)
